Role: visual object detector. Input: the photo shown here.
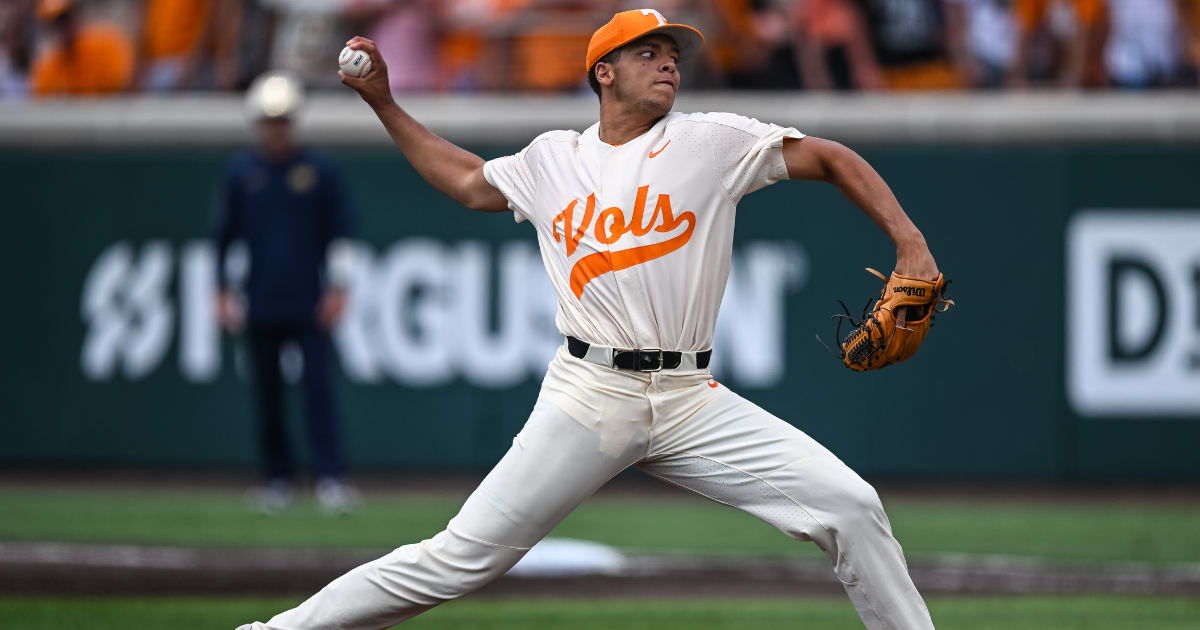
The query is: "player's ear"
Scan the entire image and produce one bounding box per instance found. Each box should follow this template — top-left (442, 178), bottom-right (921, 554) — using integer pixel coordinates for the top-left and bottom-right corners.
top-left (594, 62), bottom-right (616, 88)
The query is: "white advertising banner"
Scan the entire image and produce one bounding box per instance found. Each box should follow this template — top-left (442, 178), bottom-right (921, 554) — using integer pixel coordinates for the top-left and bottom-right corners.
top-left (80, 239), bottom-right (807, 390)
top-left (1066, 210), bottom-right (1200, 418)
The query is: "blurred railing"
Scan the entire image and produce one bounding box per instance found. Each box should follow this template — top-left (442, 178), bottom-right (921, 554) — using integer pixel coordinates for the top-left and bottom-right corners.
top-left (2, 91), bottom-right (1200, 147)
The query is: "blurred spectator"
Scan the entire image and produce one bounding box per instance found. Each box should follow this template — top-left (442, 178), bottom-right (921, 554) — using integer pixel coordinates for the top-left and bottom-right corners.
top-left (0, 0), bottom-right (35, 99)
top-left (707, 0), bottom-right (761, 83)
top-left (234, 0), bottom-right (277, 89)
top-left (707, 0), bottom-right (802, 88)
top-left (265, 0), bottom-right (347, 89)
top-left (436, 0), bottom-right (520, 91)
top-left (30, 0), bottom-right (135, 96)
top-left (215, 72), bottom-right (358, 514)
top-left (1008, 0), bottom-right (1102, 86)
top-left (506, 0), bottom-right (618, 92)
top-left (201, 0), bottom-right (248, 89)
top-left (943, 0), bottom-right (1017, 86)
top-left (855, 0), bottom-right (963, 88)
top-left (345, 0), bottom-right (439, 92)
top-left (742, 0), bottom-right (803, 88)
top-left (793, 0), bottom-right (886, 89)
top-left (1186, 0), bottom-right (1200, 80)
top-left (138, 0), bottom-right (210, 90)
top-left (1103, 0), bottom-right (1186, 87)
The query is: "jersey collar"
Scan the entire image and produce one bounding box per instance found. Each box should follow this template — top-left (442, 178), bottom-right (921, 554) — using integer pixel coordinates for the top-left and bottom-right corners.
top-left (578, 122), bottom-right (613, 164)
top-left (581, 114), bottom-right (674, 159)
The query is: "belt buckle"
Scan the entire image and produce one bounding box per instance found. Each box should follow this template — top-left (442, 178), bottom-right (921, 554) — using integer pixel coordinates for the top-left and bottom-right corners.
top-left (637, 347), bottom-right (663, 372)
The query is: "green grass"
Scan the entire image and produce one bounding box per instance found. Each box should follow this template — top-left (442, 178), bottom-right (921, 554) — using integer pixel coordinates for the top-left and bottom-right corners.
top-left (1, 488), bottom-right (1199, 564)
top-left (0, 489), bottom-right (464, 550)
top-left (2, 596), bottom-right (1199, 630)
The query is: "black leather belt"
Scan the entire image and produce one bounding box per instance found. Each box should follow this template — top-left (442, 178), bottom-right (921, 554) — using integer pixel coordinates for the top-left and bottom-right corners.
top-left (566, 336), bottom-right (711, 372)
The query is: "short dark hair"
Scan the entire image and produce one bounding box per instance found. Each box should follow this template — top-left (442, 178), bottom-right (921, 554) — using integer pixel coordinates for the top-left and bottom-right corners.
top-left (587, 47), bottom-right (624, 99)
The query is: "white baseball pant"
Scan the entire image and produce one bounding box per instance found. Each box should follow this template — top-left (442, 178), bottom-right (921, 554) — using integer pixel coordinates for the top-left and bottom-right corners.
top-left (241, 346), bottom-right (934, 630)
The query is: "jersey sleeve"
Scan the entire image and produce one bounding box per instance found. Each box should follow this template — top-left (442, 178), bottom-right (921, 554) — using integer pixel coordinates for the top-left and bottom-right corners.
top-left (703, 113), bottom-right (805, 204)
top-left (483, 147), bottom-right (538, 223)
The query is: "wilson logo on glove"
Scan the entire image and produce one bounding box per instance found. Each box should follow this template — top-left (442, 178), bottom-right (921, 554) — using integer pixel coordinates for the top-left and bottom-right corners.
top-left (818, 268), bottom-right (954, 371)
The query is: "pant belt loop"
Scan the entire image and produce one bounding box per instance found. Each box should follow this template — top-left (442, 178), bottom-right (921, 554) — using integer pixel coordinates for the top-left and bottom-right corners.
top-left (678, 352), bottom-right (697, 371)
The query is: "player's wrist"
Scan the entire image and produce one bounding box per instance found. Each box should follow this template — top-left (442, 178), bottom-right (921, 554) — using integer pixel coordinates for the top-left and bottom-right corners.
top-left (364, 92), bottom-right (398, 113)
top-left (892, 229), bottom-right (927, 255)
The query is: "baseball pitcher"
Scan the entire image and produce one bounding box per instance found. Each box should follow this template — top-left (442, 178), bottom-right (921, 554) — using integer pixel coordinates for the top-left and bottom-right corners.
top-left (238, 9), bottom-right (944, 630)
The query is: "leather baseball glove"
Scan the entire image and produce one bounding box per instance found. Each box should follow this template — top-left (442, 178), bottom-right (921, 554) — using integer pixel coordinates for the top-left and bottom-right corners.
top-left (820, 268), bottom-right (954, 371)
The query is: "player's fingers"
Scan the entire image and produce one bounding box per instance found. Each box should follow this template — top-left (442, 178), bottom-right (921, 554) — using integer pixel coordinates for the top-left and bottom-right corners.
top-left (346, 35), bottom-right (372, 46)
top-left (346, 36), bottom-right (378, 53)
top-left (345, 65), bottom-right (377, 83)
top-left (364, 47), bottom-right (386, 74)
top-left (347, 38), bottom-right (380, 64)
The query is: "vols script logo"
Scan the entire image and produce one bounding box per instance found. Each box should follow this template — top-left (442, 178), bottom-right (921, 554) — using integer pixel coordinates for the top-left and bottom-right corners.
top-left (893, 286), bottom-right (926, 297)
top-left (553, 185), bottom-right (694, 298)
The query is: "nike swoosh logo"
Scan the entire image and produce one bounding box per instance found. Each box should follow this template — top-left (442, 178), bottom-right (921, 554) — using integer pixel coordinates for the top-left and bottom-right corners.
top-left (708, 380), bottom-right (719, 388)
top-left (649, 140), bottom-right (670, 158)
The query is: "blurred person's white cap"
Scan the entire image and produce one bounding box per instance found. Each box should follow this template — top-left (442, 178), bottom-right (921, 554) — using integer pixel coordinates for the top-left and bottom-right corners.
top-left (245, 71), bottom-right (306, 120)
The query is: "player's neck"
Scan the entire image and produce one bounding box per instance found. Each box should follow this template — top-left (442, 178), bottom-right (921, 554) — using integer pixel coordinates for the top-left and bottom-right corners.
top-left (597, 100), bottom-right (665, 146)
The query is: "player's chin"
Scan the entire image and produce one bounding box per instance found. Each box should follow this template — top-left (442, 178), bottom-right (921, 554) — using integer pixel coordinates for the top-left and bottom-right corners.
top-left (640, 87), bottom-right (674, 111)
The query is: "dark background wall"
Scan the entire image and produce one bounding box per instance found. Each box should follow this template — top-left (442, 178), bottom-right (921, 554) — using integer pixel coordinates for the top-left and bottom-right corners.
top-left (2, 144), bottom-right (1198, 479)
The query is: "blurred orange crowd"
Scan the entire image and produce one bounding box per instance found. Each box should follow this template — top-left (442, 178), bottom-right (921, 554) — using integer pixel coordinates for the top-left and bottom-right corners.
top-left (3, 0), bottom-right (1199, 99)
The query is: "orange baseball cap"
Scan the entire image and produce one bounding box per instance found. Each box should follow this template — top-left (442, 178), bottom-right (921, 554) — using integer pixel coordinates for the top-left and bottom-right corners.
top-left (585, 9), bottom-right (705, 72)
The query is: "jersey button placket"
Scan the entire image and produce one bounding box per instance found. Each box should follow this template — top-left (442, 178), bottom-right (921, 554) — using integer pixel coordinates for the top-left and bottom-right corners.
top-left (601, 144), bottom-right (649, 351)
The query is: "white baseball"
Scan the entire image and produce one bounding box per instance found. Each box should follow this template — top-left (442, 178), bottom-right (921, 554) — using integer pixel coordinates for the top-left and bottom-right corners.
top-left (338, 46), bottom-right (373, 78)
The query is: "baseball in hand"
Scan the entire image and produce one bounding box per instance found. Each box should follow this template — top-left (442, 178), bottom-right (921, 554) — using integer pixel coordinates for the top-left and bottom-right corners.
top-left (338, 46), bottom-right (373, 78)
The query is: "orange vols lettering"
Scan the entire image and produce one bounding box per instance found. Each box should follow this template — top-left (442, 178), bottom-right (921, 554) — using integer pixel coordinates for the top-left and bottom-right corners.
top-left (569, 203), bottom-right (696, 298)
top-left (595, 206), bottom-right (627, 244)
top-left (629, 186), bottom-right (656, 236)
top-left (573, 194), bottom-right (597, 255)
top-left (627, 186), bottom-right (680, 237)
top-left (653, 193), bottom-right (685, 232)
top-left (557, 187), bottom-right (696, 299)
top-left (649, 140), bottom-right (670, 158)
top-left (551, 199), bottom-right (575, 243)
top-left (553, 194), bottom-right (596, 256)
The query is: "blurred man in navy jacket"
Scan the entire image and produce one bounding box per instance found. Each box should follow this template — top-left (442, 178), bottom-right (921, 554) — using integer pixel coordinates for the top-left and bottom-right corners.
top-left (214, 71), bottom-right (357, 514)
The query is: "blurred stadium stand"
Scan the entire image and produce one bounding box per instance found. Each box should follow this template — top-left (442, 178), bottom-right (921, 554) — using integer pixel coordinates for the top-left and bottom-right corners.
top-left (3, 0), bottom-right (1199, 98)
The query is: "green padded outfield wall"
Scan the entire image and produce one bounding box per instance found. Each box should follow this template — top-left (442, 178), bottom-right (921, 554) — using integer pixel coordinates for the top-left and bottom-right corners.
top-left (2, 144), bottom-right (1198, 479)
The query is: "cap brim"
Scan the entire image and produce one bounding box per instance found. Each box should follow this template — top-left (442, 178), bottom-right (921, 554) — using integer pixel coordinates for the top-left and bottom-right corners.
top-left (641, 24), bottom-right (705, 64)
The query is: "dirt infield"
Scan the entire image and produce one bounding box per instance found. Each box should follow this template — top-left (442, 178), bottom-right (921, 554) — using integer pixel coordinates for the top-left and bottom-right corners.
top-left (3, 542), bottom-right (1198, 598)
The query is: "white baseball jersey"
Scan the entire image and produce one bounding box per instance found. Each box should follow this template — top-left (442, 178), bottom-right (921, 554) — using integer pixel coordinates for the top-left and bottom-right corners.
top-left (484, 111), bottom-right (803, 352)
